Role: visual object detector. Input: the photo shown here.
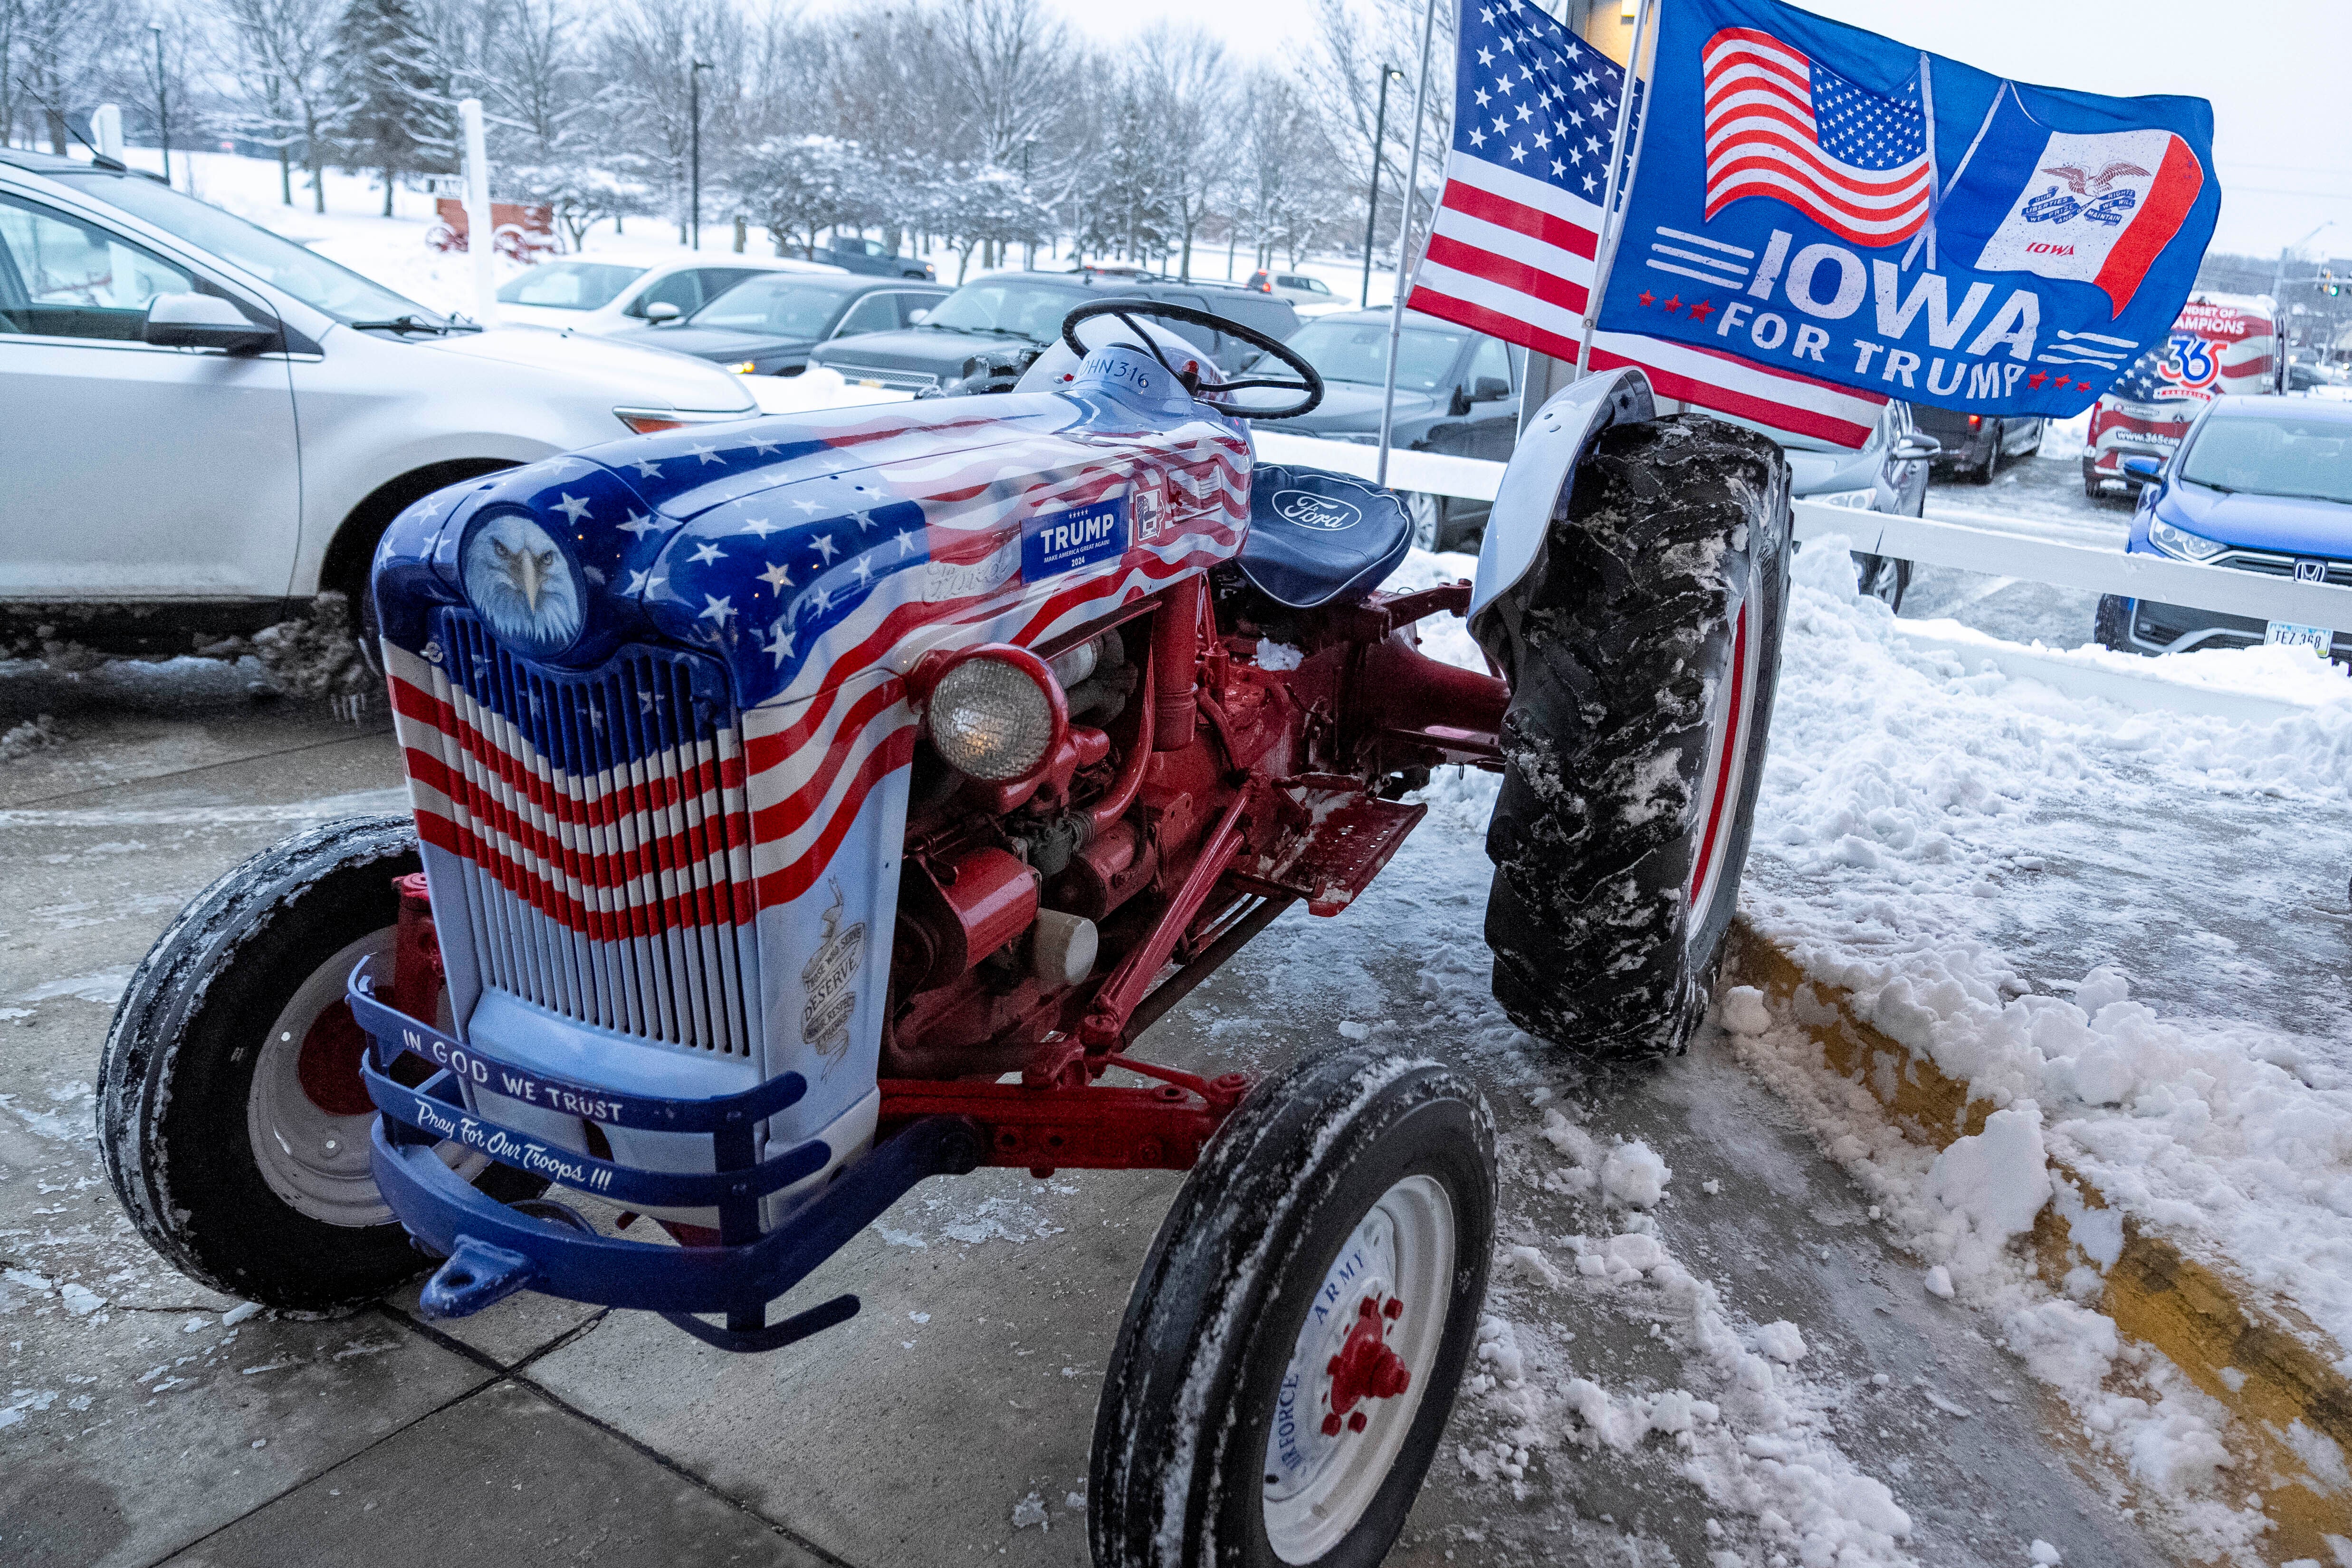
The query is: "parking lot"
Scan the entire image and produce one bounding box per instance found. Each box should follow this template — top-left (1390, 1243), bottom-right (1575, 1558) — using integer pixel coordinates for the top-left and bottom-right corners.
top-left (0, 481), bottom-right (2189, 1566)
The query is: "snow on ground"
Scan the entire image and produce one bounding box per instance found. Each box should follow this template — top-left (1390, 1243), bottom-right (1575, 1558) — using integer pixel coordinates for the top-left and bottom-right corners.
top-left (1377, 534), bottom-right (2352, 1559)
top-left (1743, 536), bottom-right (2352, 1360)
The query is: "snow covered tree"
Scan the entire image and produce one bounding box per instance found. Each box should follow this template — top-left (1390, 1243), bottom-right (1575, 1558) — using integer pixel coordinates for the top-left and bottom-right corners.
top-left (731, 134), bottom-right (862, 258)
top-left (7, 0), bottom-right (126, 153)
top-left (327, 0), bottom-right (450, 215)
top-left (212, 0), bottom-right (341, 210)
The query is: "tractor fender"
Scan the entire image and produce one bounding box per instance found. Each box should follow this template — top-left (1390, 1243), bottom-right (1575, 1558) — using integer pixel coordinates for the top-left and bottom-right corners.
top-left (1468, 366), bottom-right (1656, 632)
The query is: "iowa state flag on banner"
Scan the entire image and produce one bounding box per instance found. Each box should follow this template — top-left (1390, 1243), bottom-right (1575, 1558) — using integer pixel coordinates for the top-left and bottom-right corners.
top-left (1592, 0), bottom-right (2218, 421)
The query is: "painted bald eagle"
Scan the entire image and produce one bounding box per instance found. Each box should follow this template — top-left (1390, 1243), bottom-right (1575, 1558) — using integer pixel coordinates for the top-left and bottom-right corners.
top-left (461, 515), bottom-right (584, 653)
top-left (2042, 160), bottom-right (2151, 196)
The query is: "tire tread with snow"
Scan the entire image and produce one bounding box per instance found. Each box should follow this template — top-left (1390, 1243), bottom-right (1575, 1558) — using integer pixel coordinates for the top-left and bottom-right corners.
top-left (1089, 1042), bottom-right (1496, 1568)
top-left (1478, 413), bottom-right (1791, 1063)
top-left (97, 814), bottom-right (432, 1312)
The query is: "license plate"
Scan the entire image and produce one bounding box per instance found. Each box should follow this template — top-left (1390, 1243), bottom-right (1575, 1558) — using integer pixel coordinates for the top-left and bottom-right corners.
top-left (858, 377), bottom-right (884, 389)
top-left (2265, 620), bottom-right (2333, 653)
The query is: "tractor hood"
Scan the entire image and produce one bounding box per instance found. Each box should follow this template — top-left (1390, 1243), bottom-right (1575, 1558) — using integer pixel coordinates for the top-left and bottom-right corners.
top-left (371, 365), bottom-right (1249, 711)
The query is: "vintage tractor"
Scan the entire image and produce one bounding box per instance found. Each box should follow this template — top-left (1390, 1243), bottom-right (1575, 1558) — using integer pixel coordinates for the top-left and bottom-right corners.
top-left (97, 301), bottom-right (1789, 1567)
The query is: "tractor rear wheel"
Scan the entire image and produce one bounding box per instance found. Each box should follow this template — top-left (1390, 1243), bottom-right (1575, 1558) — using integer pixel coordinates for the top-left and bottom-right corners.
top-left (1089, 1042), bottom-right (1495, 1568)
top-left (1478, 413), bottom-right (1791, 1063)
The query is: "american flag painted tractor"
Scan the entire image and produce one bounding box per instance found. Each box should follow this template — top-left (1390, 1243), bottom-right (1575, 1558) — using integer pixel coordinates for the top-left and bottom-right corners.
top-left (97, 300), bottom-right (1791, 1567)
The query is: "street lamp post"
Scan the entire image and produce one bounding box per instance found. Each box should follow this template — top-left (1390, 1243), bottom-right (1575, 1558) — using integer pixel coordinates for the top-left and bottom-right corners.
top-left (1022, 137), bottom-right (1036, 269)
top-left (148, 24), bottom-right (170, 186)
top-left (689, 59), bottom-right (712, 250)
top-left (1360, 66), bottom-right (1404, 308)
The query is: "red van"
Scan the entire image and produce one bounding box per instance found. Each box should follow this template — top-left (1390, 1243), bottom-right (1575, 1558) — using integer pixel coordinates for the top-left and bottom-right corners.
top-left (2084, 291), bottom-right (2283, 497)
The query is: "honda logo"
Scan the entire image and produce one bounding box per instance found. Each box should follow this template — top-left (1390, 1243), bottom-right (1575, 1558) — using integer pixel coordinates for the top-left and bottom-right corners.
top-left (2296, 559), bottom-right (2330, 584)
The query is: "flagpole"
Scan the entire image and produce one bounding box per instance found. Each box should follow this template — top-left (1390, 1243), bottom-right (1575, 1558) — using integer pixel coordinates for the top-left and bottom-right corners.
top-left (1573, 0), bottom-right (1660, 381)
top-left (1375, 0), bottom-right (1442, 490)
top-left (1915, 53), bottom-right (1939, 271)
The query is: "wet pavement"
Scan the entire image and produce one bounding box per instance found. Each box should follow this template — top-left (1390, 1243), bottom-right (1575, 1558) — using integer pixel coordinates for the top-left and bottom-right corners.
top-left (0, 698), bottom-right (2176, 1568)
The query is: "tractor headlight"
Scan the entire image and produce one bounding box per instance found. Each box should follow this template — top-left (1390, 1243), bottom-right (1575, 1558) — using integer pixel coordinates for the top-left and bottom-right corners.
top-left (918, 647), bottom-right (1067, 782)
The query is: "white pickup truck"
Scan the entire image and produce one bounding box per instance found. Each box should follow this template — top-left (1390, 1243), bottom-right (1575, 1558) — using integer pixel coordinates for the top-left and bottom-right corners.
top-left (0, 147), bottom-right (757, 650)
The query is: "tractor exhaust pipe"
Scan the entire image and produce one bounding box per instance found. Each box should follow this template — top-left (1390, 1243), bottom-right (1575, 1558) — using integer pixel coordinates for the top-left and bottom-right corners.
top-left (1152, 575), bottom-right (1202, 751)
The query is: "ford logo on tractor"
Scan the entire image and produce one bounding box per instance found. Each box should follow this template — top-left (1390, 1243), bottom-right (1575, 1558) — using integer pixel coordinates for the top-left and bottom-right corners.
top-left (1273, 489), bottom-right (1361, 532)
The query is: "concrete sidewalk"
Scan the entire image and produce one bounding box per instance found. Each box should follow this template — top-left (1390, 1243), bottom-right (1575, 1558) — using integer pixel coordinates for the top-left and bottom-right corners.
top-left (0, 703), bottom-right (2169, 1567)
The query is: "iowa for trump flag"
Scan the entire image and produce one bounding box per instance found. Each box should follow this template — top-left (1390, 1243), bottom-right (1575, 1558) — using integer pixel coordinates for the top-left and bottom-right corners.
top-left (1592, 0), bottom-right (2218, 421)
top-left (1405, 0), bottom-right (1890, 449)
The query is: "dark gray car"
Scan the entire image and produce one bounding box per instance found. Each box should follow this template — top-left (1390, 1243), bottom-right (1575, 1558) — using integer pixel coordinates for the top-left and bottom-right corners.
top-left (1910, 402), bottom-right (2043, 484)
top-left (809, 269), bottom-right (1299, 394)
top-left (812, 236), bottom-right (936, 279)
top-left (1244, 309), bottom-right (1525, 552)
top-left (613, 274), bottom-right (949, 377)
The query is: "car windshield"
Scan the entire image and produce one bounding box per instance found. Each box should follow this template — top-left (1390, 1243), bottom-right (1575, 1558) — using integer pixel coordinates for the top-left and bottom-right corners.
top-left (2179, 411), bottom-right (2352, 505)
top-left (922, 279), bottom-right (1090, 341)
top-left (60, 172), bottom-right (435, 325)
top-left (1260, 319), bottom-right (1462, 392)
top-left (497, 261), bottom-right (643, 310)
top-left (691, 277), bottom-right (851, 337)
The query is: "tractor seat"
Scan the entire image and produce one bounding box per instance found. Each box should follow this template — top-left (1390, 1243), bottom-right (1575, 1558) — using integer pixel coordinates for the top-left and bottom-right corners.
top-left (1233, 464), bottom-right (1412, 609)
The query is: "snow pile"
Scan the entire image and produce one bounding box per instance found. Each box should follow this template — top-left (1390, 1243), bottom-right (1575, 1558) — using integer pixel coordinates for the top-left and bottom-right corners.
top-left (0, 713), bottom-right (62, 761)
top-left (1740, 550), bottom-right (2352, 1363)
top-left (1458, 1128), bottom-right (1918, 1566)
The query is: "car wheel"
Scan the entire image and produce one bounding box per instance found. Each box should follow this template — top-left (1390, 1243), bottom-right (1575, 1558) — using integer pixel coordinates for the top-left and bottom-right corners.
top-left (1478, 414), bottom-right (1790, 1063)
top-left (2094, 593), bottom-right (2134, 653)
top-left (1971, 436), bottom-right (1998, 484)
top-left (1854, 552), bottom-right (1910, 612)
top-left (1402, 491), bottom-right (1450, 553)
top-left (1089, 1042), bottom-right (1495, 1568)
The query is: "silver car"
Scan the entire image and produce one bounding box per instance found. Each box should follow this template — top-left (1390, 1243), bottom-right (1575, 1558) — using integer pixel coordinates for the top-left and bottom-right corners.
top-left (0, 149), bottom-right (754, 649)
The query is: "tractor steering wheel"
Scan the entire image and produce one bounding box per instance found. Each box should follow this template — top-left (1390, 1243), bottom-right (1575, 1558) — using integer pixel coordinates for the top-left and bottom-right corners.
top-left (1060, 299), bottom-right (1323, 420)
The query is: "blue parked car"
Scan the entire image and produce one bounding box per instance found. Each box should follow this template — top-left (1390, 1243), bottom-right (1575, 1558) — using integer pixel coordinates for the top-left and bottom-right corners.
top-left (2094, 397), bottom-right (2352, 658)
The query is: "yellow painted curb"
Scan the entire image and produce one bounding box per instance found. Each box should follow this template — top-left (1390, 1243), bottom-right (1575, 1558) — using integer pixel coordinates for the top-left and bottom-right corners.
top-left (1726, 921), bottom-right (2352, 1564)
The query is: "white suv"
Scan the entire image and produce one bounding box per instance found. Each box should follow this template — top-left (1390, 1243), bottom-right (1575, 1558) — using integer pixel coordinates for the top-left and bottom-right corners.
top-left (0, 149), bottom-right (757, 648)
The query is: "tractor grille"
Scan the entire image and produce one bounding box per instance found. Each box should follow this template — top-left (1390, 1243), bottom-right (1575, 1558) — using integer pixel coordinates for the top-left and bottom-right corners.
top-left (424, 609), bottom-right (762, 1055)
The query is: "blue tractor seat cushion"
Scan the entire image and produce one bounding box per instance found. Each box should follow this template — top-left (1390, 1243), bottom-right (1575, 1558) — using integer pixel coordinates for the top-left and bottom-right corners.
top-left (1233, 464), bottom-right (1413, 609)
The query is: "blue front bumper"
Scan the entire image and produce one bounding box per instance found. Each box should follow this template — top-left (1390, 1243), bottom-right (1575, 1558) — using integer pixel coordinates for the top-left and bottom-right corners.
top-left (350, 960), bottom-right (979, 1350)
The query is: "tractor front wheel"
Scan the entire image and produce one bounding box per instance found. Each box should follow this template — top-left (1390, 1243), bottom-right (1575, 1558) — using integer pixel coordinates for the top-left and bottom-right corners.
top-left (1479, 413), bottom-right (1791, 1063)
top-left (97, 815), bottom-right (530, 1313)
top-left (1089, 1042), bottom-right (1495, 1568)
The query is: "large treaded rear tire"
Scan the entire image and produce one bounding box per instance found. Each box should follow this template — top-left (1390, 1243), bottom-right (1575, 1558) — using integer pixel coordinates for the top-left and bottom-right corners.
top-left (1479, 413), bottom-right (1790, 1063)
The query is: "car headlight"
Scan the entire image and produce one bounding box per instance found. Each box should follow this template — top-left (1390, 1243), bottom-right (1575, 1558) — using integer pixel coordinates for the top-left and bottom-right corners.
top-left (1808, 488), bottom-right (1879, 510)
top-left (2147, 517), bottom-right (2228, 562)
top-left (727, 360), bottom-right (757, 375)
top-left (613, 406), bottom-right (755, 434)
top-left (913, 646), bottom-right (1067, 782)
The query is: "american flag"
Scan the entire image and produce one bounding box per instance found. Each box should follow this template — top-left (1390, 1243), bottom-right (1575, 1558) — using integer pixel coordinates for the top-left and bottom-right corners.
top-left (1406, 0), bottom-right (1887, 449)
top-left (1701, 27), bottom-right (1931, 247)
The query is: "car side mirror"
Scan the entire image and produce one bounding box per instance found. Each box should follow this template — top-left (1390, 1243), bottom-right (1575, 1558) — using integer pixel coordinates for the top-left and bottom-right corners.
top-left (1893, 433), bottom-right (1940, 460)
top-left (1470, 375), bottom-right (1511, 403)
top-left (645, 301), bottom-right (682, 323)
top-left (908, 307), bottom-right (929, 324)
top-left (143, 292), bottom-right (275, 354)
top-left (2120, 454), bottom-right (2166, 480)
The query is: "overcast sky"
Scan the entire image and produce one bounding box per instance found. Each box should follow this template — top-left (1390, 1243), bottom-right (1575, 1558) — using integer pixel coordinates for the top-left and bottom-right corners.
top-left (1028, 0), bottom-right (2348, 262)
